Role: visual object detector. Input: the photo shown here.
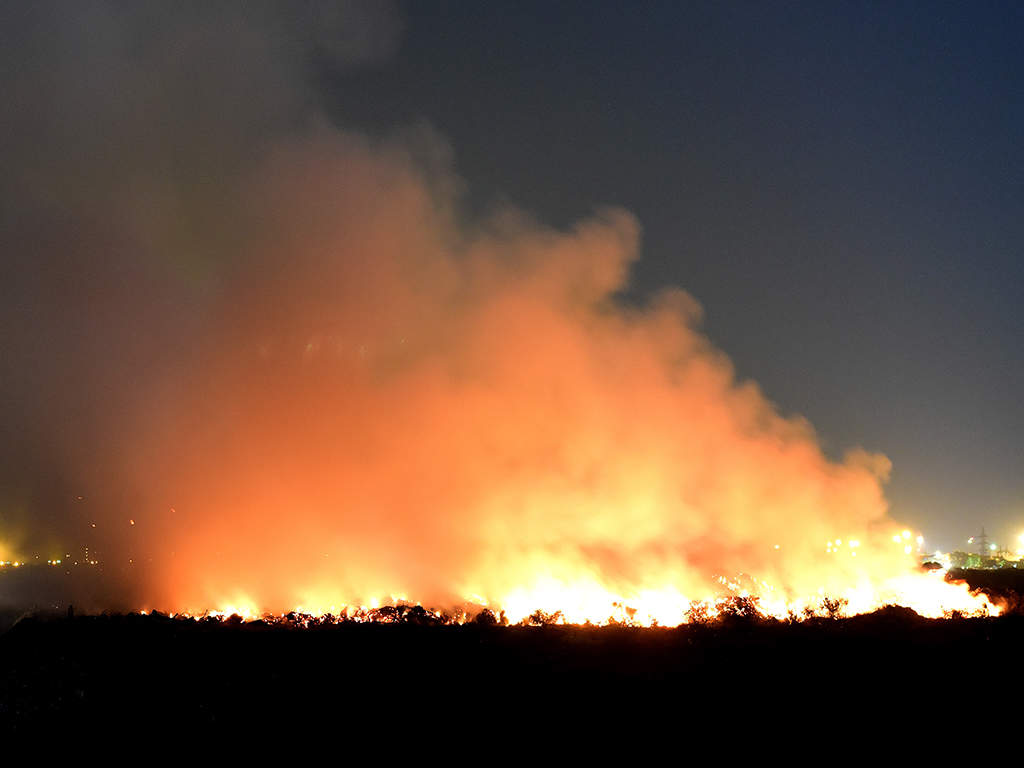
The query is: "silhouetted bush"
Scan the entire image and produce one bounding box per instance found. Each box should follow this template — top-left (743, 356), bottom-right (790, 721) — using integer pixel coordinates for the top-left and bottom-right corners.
top-left (473, 608), bottom-right (497, 626)
top-left (820, 596), bottom-right (848, 620)
top-left (685, 602), bottom-right (712, 625)
top-left (525, 609), bottom-right (563, 626)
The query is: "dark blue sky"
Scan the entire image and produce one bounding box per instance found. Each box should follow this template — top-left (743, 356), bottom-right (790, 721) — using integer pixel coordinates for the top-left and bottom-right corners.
top-left (328, 1), bottom-right (1023, 549)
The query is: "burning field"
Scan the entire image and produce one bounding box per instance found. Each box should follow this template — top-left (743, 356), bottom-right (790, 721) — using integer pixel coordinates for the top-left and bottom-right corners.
top-left (1, 3), bottom-right (1021, 733)
top-left (0, 2), bottom-right (1003, 632)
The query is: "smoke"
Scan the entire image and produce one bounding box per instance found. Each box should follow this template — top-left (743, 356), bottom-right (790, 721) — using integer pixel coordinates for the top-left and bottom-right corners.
top-left (1, 3), bottom-right (907, 615)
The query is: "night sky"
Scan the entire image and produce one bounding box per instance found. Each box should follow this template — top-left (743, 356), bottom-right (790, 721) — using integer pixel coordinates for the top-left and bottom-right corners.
top-left (1, 1), bottom-right (1022, 560)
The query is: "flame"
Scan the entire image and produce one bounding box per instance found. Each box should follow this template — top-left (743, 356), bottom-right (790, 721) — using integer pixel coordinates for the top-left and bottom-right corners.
top-left (181, 540), bottom-right (997, 626)
top-left (1, 0), bottom-right (1006, 634)
top-left (83, 117), bottom-right (997, 626)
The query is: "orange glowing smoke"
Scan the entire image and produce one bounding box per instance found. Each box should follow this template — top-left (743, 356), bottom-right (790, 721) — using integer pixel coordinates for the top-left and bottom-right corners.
top-left (111, 131), bottom-right (993, 623)
top-left (0, 4), bottom-right (993, 625)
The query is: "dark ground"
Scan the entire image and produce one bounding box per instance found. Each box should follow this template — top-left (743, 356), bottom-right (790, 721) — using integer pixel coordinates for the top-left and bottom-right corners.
top-left (2, 569), bottom-right (1022, 736)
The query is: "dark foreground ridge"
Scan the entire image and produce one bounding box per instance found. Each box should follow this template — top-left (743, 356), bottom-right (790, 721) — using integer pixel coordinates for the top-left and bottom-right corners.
top-left (4, 604), bottom-right (1024, 735)
top-left (2, 569), bottom-right (1021, 735)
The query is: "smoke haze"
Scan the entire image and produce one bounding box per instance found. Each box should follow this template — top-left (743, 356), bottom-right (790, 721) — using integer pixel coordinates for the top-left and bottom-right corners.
top-left (1, 3), bottom-right (914, 615)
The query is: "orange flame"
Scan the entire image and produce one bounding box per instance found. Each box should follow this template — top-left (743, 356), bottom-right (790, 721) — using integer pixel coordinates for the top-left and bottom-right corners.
top-left (104, 132), bottom-right (996, 624)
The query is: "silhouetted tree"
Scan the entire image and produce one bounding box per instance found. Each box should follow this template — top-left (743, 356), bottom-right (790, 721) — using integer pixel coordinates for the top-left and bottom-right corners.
top-left (473, 608), bottom-right (497, 626)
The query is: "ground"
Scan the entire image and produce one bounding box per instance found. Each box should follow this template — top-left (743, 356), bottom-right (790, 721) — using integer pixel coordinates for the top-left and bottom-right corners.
top-left (2, 592), bottom-right (1022, 737)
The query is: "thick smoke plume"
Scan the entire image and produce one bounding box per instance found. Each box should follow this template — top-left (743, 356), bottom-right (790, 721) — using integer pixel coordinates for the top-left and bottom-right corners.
top-left (1, 3), bottom-right (927, 617)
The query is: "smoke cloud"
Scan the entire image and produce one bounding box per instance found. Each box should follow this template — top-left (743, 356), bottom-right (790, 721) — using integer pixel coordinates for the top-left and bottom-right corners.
top-left (1, 3), bottom-right (911, 616)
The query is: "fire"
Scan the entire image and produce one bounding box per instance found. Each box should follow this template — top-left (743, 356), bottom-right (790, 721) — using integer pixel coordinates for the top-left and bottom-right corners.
top-left (181, 534), bottom-right (996, 626)
top-left (1, 0), bottom-right (1009, 639)
top-left (185, 574), bottom-right (995, 628)
top-left (61, 102), bottom-right (996, 627)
